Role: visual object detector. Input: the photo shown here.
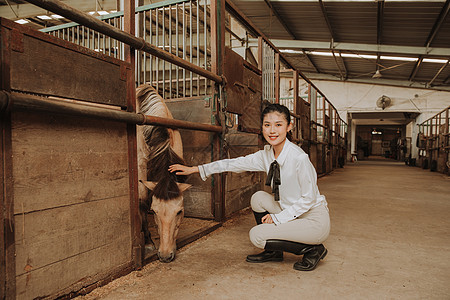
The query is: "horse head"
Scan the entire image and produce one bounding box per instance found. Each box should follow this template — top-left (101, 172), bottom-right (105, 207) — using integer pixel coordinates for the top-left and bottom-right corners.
top-left (141, 181), bottom-right (191, 262)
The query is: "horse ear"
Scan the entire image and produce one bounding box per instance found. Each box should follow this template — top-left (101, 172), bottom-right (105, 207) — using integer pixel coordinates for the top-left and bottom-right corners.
top-left (176, 183), bottom-right (192, 193)
top-left (140, 180), bottom-right (157, 191)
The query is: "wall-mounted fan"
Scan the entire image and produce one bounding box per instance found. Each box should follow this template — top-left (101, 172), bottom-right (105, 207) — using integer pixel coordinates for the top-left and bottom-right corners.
top-left (376, 95), bottom-right (391, 110)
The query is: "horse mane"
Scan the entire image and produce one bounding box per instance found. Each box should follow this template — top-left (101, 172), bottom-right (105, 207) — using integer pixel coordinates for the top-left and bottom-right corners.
top-left (147, 127), bottom-right (186, 200)
top-left (137, 84), bottom-right (186, 201)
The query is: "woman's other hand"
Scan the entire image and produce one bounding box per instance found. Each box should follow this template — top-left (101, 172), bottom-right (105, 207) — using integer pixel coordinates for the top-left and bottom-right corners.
top-left (169, 164), bottom-right (199, 176)
top-left (261, 214), bottom-right (274, 224)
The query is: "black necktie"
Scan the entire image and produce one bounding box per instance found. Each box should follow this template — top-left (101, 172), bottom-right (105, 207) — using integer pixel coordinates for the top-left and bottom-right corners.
top-left (266, 160), bottom-right (281, 201)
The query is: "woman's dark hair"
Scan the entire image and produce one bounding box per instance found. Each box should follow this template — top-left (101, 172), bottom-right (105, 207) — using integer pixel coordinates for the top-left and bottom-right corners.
top-left (261, 102), bottom-right (291, 124)
top-left (261, 102), bottom-right (293, 140)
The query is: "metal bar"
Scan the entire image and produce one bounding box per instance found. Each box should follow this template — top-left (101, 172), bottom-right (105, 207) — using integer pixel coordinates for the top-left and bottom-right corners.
top-left (176, 5), bottom-right (179, 97)
top-left (25, 0), bottom-right (222, 83)
top-left (156, 8), bottom-right (160, 92)
top-left (107, 19), bottom-right (111, 55)
top-left (263, 0), bottom-right (297, 39)
top-left (426, 0), bottom-right (450, 49)
top-left (169, 5), bottom-right (173, 98)
top-left (163, 6), bottom-right (166, 97)
top-left (331, 50), bottom-right (344, 80)
top-left (123, 0), bottom-right (142, 269)
top-left (183, 1), bottom-right (186, 96)
top-left (0, 91), bottom-right (223, 133)
top-left (197, 0), bottom-right (200, 96)
top-left (377, 0), bottom-right (384, 45)
top-left (143, 11), bottom-right (147, 84)
top-left (318, 0), bottom-right (335, 42)
top-left (428, 61), bottom-right (449, 86)
top-left (190, 1), bottom-right (193, 97)
top-left (149, 10), bottom-right (153, 85)
top-left (204, 0), bottom-right (207, 95)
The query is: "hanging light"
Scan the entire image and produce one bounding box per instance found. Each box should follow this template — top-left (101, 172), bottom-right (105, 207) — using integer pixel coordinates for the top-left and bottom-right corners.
top-left (372, 69), bottom-right (382, 79)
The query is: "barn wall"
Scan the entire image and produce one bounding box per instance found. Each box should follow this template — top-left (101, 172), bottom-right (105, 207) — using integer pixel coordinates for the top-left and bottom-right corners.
top-left (167, 98), bottom-right (264, 219)
top-left (167, 97), bottom-right (216, 219)
top-left (224, 131), bottom-right (262, 217)
top-left (11, 111), bottom-right (132, 298)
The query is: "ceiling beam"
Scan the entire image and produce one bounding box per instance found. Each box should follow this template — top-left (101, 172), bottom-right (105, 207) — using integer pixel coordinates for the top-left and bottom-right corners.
top-left (425, 0), bottom-right (450, 49)
top-left (302, 50), bottom-right (320, 73)
top-left (263, 0), bottom-right (297, 39)
top-left (377, 0), bottom-right (384, 45)
top-left (0, 0), bottom-right (117, 20)
top-left (332, 50), bottom-right (345, 80)
top-left (318, 0), bottom-right (335, 42)
top-left (318, 0), bottom-right (345, 79)
top-left (303, 72), bottom-right (450, 92)
top-left (338, 50), bottom-right (348, 79)
top-left (409, 57), bottom-right (423, 81)
top-left (248, 39), bottom-right (450, 57)
top-left (428, 61), bottom-right (449, 86)
top-left (409, 0), bottom-right (450, 80)
top-left (375, 0), bottom-right (385, 74)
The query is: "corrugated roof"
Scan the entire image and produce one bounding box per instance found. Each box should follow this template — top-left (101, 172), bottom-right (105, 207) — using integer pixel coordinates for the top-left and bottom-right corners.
top-left (232, 0), bottom-right (450, 91)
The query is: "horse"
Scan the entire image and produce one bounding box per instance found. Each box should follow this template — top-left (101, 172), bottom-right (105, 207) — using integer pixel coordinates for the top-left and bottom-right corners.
top-left (136, 84), bottom-right (191, 263)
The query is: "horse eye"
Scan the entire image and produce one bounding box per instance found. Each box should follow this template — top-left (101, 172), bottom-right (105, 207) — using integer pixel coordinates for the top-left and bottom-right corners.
top-left (177, 210), bottom-right (183, 216)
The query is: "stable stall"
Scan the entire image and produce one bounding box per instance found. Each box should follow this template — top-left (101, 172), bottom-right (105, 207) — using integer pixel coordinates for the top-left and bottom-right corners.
top-left (1, 0), bottom-right (347, 298)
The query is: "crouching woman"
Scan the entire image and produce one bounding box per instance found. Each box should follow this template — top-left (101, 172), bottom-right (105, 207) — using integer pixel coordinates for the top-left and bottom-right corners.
top-left (169, 103), bottom-right (330, 271)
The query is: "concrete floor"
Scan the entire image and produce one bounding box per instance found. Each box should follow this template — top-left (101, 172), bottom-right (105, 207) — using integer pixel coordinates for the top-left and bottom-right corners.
top-left (78, 159), bottom-right (450, 299)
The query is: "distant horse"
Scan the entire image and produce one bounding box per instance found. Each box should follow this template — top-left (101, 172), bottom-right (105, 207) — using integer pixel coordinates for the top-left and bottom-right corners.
top-left (136, 84), bottom-right (191, 263)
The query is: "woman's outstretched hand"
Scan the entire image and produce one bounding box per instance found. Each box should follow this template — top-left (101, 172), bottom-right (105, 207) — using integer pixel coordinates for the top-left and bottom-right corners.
top-left (169, 164), bottom-right (199, 176)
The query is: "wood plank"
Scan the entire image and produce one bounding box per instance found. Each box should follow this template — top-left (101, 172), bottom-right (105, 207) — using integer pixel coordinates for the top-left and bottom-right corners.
top-left (225, 183), bottom-right (260, 217)
top-left (14, 196), bottom-right (131, 277)
top-left (10, 111), bottom-right (132, 298)
top-left (11, 111), bottom-right (129, 214)
top-left (166, 98), bottom-right (216, 219)
top-left (239, 67), bottom-right (262, 133)
top-left (15, 233), bottom-right (131, 299)
top-left (1, 111), bottom-right (16, 299)
top-left (9, 28), bottom-right (127, 107)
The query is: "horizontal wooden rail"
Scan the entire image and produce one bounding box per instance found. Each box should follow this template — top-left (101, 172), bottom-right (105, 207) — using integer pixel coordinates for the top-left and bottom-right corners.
top-left (0, 91), bottom-right (223, 133)
top-left (25, 0), bottom-right (223, 84)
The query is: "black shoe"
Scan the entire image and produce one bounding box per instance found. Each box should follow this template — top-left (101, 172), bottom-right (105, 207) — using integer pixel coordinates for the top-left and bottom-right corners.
top-left (246, 250), bottom-right (283, 263)
top-left (293, 244), bottom-right (327, 271)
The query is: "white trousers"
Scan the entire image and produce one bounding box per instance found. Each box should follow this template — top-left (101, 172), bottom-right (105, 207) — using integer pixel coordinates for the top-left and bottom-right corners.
top-left (249, 191), bottom-right (330, 249)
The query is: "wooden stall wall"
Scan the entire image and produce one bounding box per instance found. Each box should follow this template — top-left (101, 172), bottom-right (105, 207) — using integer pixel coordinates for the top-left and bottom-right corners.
top-left (1, 18), bottom-right (137, 298)
top-left (418, 107), bottom-right (449, 175)
top-left (222, 46), bottom-right (264, 217)
top-left (166, 97), bottom-right (216, 219)
top-left (224, 131), bottom-right (262, 217)
top-left (12, 112), bottom-right (132, 299)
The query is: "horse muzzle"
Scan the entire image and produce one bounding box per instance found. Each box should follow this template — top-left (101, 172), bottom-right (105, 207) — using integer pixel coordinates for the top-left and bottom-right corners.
top-left (158, 251), bottom-right (176, 263)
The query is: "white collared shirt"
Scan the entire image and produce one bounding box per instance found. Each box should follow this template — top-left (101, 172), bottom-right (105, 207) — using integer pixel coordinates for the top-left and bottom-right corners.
top-left (198, 139), bottom-right (327, 224)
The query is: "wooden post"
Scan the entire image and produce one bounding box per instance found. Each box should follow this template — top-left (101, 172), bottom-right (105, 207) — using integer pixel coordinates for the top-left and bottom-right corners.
top-left (123, 0), bottom-right (143, 268)
top-left (211, 0), bottom-right (226, 221)
top-left (258, 36), bottom-right (263, 71)
top-left (275, 52), bottom-right (280, 104)
top-left (0, 25), bottom-right (16, 299)
top-left (293, 70), bottom-right (299, 115)
top-left (446, 108), bottom-right (449, 174)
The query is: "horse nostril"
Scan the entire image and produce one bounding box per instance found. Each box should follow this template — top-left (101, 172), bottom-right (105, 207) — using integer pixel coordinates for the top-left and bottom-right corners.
top-left (158, 252), bottom-right (175, 263)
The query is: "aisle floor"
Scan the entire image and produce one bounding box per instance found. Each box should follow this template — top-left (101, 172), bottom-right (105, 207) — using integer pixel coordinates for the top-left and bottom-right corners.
top-left (79, 159), bottom-right (450, 299)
